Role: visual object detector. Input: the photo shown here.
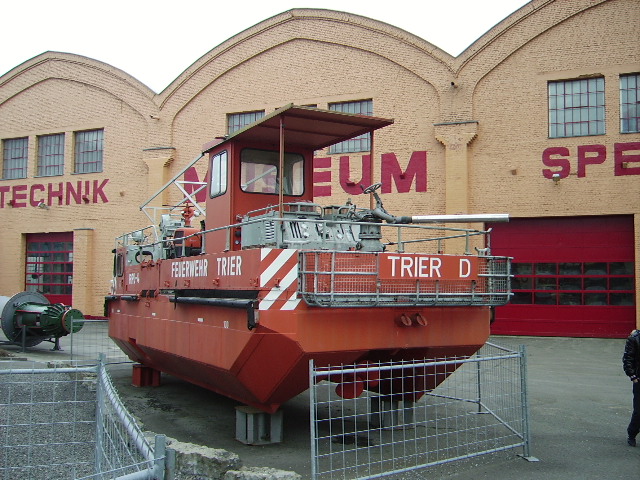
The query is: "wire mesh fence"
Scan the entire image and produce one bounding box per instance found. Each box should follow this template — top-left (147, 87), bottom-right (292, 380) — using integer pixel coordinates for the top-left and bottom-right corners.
top-left (0, 362), bottom-right (97, 479)
top-left (309, 342), bottom-right (532, 480)
top-left (0, 358), bottom-right (164, 480)
top-left (69, 319), bottom-right (131, 365)
top-left (0, 317), bottom-right (131, 366)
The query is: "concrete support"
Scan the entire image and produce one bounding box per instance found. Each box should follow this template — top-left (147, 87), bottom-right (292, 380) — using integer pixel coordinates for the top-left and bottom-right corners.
top-left (369, 397), bottom-right (416, 428)
top-left (235, 406), bottom-right (283, 445)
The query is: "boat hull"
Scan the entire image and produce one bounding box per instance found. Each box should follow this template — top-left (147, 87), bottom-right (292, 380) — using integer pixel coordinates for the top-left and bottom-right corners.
top-left (108, 296), bottom-right (490, 412)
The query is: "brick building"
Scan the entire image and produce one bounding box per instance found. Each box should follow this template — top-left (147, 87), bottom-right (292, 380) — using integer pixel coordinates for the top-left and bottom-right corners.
top-left (0, 0), bottom-right (638, 336)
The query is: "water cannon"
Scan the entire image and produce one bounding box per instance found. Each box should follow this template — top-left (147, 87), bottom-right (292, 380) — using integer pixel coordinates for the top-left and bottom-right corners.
top-left (359, 182), bottom-right (510, 225)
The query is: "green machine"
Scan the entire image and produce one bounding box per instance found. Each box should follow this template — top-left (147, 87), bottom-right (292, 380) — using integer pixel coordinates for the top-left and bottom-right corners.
top-left (0, 291), bottom-right (84, 350)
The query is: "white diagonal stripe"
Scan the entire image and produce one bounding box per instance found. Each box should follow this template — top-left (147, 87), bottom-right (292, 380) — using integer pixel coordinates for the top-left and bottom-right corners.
top-left (259, 263), bottom-right (298, 310)
top-left (260, 249), bottom-right (296, 287)
top-left (281, 291), bottom-right (302, 311)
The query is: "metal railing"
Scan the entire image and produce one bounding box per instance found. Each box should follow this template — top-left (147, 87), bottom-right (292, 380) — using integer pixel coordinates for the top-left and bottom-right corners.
top-left (309, 343), bottom-right (534, 480)
top-left (299, 251), bottom-right (512, 307)
top-left (116, 202), bottom-right (505, 261)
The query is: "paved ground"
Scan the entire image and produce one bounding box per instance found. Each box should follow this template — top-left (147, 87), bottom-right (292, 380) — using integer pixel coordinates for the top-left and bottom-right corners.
top-left (3, 334), bottom-right (638, 479)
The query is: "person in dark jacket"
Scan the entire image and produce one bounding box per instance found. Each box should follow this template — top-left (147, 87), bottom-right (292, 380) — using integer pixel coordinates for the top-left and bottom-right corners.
top-left (623, 329), bottom-right (640, 447)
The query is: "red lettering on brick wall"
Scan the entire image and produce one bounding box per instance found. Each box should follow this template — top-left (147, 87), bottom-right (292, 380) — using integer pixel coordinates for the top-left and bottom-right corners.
top-left (48, 182), bottom-right (64, 206)
top-left (66, 181), bottom-right (82, 204)
top-left (542, 147), bottom-right (571, 179)
top-left (313, 185), bottom-right (332, 197)
top-left (543, 143), bottom-right (640, 178)
top-left (381, 151), bottom-right (427, 193)
top-left (11, 185), bottom-right (28, 207)
top-left (339, 155), bottom-right (372, 194)
top-left (614, 142), bottom-right (640, 176)
top-left (313, 157), bottom-right (332, 197)
top-left (30, 184), bottom-right (45, 206)
top-left (93, 179), bottom-right (109, 203)
top-left (0, 186), bottom-right (8, 207)
top-left (577, 144), bottom-right (606, 177)
top-left (0, 180), bottom-right (110, 207)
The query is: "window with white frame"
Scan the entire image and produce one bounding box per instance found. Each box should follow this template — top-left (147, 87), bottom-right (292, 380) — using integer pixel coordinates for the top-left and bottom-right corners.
top-left (2, 137), bottom-right (28, 179)
top-left (620, 73), bottom-right (639, 133)
top-left (37, 133), bottom-right (65, 176)
top-left (227, 110), bottom-right (265, 135)
top-left (328, 100), bottom-right (373, 153)
top-left (209, 150), bottom-right (228, 198)
top-left (75, 129), bottom-right (103, 173)
top-left (548, 78), bottom-right (605, 138)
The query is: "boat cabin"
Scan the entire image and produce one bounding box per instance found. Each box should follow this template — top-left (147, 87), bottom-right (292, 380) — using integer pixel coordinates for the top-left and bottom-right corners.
top-left (198, 104), bottom-right (394, 253)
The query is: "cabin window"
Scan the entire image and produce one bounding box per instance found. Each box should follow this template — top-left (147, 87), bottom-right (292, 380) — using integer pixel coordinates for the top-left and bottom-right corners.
top-left (240, 149), bottom-right (304, 195)
top-left (209, 150), bottom-right (228, 198)
top-left (114, 252), bottom-right (124, 277)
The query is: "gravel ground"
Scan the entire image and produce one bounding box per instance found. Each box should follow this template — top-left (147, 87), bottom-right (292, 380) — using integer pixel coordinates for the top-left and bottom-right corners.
top-left (0, 358), bottom-right (100, 479)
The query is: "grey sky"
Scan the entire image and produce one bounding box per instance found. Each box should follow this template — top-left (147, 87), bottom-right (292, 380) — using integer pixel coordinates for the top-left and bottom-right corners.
top-left (1, 0), bottom-right (530, 93)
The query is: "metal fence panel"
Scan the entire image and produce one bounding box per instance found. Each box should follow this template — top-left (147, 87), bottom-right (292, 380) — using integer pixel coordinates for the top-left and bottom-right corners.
top-left (0, 362), bottom-right (97, 479)
top-left (0, 359), bottom-right (162, 480)
top-left (309, 343), bottom-right (531, 480)
top-left (1, 318), bottom-right (131, 365)
top-left (69, 319), bottom-right (131, 365)
top-left (82, 361), bottom-right (159, 480)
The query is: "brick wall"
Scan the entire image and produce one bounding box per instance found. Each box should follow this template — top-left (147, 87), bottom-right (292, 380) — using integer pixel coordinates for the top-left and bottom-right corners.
top-left (0, 0), bottom-right (638, 320)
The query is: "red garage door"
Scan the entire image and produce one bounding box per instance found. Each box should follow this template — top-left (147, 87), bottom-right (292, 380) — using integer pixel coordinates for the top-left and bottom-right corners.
top-left (488, 216), bottom-right (635, 338)
top-left (25, 232), bottom-right (74, 305)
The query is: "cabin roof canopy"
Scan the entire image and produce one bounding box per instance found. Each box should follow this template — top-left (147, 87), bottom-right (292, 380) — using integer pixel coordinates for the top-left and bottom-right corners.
top-left (204, 104), bottom-right (394, 153)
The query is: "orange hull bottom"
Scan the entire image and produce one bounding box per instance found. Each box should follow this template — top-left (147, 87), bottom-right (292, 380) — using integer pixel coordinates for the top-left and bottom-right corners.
top-left (108, 297), bottom-right (490, 413)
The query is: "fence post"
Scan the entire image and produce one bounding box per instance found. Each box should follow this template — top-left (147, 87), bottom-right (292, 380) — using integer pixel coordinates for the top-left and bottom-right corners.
top-left (476, 354), bottom-right (483, 413)
top-left (70, 317), bottom-right (76, 360)
top-left (519, 344), bottom-right (539, 462)
top-left (69, 318), bottom-right (74, 359)
top-left (94, 354), bottom-right (106, 475)
top-left (309, 359), bottom-right (318, 480)
top-left (164, 447), bottom-right (176, 480)
top-left (153, 435), bottom-right (167, 480)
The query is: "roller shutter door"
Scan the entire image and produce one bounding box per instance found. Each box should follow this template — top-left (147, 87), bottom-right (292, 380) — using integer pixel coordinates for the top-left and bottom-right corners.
top-left (25, 232), bottom-right (74, 306)
top-left (488, 216), bottom-right (635, 338)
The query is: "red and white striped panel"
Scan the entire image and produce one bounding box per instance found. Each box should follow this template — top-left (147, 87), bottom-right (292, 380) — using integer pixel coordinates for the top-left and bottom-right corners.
top-left (259, 248), bottom-right (301, 311)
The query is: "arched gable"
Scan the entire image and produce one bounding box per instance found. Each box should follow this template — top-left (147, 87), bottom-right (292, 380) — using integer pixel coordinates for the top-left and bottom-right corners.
top-left (0, 51), bottom-right (158, 121)
top-left (158, 9), bottom-right (456, 118)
